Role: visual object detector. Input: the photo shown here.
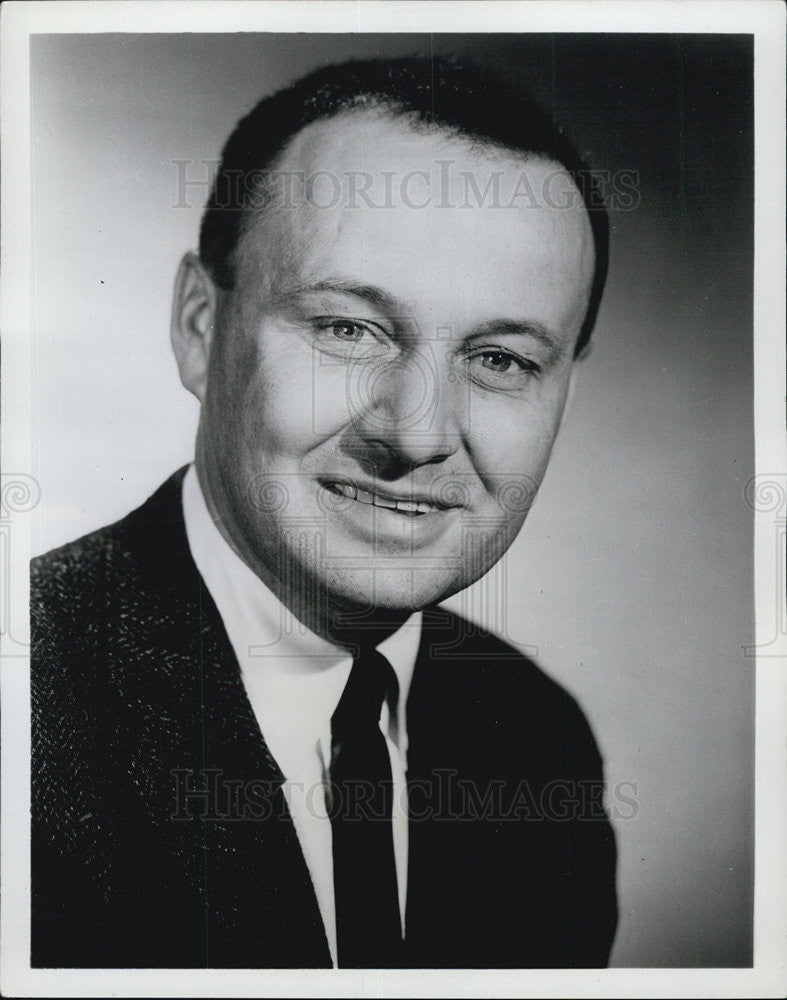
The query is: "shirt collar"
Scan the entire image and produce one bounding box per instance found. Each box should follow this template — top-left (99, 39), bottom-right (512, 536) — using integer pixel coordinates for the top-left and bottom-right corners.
top-left (181, 464), bottom-right (421, 771)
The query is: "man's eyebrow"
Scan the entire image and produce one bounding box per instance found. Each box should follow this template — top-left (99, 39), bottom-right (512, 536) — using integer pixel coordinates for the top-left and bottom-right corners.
top-left (271, 278), bottom-right (402, 315)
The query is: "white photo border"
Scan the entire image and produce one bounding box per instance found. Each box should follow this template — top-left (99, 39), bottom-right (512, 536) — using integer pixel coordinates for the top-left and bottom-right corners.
top-left (1, 2), bottom-right (785, 997)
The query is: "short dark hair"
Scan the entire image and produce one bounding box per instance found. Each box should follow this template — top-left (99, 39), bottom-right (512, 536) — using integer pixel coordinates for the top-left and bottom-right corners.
top-left (199, 55), bottom-right (608, 355)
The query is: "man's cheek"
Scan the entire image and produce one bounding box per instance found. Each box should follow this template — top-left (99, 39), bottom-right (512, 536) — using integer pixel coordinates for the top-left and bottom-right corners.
top-left (307, 361), bottom-right (365, 438)
top-left (477, 435), bottom-right (553, 518)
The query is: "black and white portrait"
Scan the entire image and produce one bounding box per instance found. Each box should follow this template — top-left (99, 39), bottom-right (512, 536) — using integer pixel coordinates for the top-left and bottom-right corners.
top-left (1, 2), bottom-right (784, 997)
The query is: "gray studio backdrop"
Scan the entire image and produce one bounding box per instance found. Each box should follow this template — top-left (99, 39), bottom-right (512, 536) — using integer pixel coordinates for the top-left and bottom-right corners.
top-left (30, 33), bottom-right (754, 966)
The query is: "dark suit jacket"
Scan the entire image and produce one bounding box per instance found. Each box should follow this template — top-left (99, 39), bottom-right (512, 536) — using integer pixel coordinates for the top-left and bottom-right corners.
top-left (31, 469), bottom-right (617, 968)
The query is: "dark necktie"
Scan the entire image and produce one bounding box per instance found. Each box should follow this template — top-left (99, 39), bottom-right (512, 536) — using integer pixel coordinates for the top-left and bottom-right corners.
top-left (329, 648), bottom-right (402, 968)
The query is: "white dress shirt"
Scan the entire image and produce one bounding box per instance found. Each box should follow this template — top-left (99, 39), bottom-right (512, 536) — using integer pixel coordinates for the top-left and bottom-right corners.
top-left (181, 465), bottom-right (420, 967)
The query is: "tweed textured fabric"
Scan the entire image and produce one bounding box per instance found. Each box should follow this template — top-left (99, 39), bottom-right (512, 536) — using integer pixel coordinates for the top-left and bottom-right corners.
top-left (31, 469), bottom-right (617, 968)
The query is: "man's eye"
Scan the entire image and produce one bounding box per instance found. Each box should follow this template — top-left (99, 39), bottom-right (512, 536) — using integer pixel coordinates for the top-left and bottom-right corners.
top-left (313, 318), bottom-right (381, 344)
top-left (481, 351), bottom-right (518, 373)
top-left (310, 317), bottom-right (393, 361)
top-left (469, 349), bottom-right (539, 380)
top-left (329, 321), bottom-right (367, 342)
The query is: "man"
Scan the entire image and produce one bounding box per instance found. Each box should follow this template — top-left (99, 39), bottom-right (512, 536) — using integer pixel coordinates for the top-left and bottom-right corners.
top-left (31, 56), bottom-right (617, 969)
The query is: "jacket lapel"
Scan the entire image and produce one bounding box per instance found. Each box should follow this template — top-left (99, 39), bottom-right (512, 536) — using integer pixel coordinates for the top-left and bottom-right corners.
top-left (109, 470), bottom-right (332, 966)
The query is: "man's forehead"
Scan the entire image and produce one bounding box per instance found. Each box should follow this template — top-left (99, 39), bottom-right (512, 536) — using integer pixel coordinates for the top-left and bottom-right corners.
top-left (279, 106), bottom-right (459, 171)
top-left (273, 106), bottom-right (554, 195)
top-left (232, 107), bottom-right (594, 328)
top-left (239, 108), bottom-right (591, 234)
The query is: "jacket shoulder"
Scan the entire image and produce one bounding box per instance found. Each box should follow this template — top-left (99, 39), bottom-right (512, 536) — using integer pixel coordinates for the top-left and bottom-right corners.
top-left (418, 606), bottom-right (604, 774)
top-left (30, 473), bottom-right (192, 841)
top-left (32, 519), bottom-right (122, 606)
top-left (31, 469), bottom-right (189, 618)
top-left (422, 605), bottom-right (586, 707)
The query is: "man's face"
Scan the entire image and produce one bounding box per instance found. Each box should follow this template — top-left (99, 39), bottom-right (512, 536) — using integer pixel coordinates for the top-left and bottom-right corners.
top-left (194, 110), bottom-right (594, 617)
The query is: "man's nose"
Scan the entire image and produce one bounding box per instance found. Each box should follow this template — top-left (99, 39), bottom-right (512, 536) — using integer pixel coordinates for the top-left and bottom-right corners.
top-left (349, 346), bottom-right (461, 471)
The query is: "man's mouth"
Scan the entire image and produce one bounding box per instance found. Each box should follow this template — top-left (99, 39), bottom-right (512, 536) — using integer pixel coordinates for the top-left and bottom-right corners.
top-left (321, 480), bottom-right (447, 516)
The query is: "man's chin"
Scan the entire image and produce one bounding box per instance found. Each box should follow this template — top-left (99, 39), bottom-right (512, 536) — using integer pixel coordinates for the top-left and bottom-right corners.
top-left (321, 566), bottom-right (463, 618)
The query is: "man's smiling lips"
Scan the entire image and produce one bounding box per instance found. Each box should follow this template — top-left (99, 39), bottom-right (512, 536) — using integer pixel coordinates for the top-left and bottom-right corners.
top-left (319, 478), bottom-right (460, 517)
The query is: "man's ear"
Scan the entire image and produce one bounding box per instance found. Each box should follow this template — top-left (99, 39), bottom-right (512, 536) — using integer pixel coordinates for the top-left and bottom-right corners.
top-left (170, 252), bottom-right (219, 403)
top-left (562, 338), bottom-right (592, 424)
top-left (562, 363), bottom-right (580, 427)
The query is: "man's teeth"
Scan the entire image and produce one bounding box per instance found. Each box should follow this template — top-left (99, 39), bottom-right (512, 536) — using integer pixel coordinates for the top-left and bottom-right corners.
top-left (330, 482), bottom-right (437, 514)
